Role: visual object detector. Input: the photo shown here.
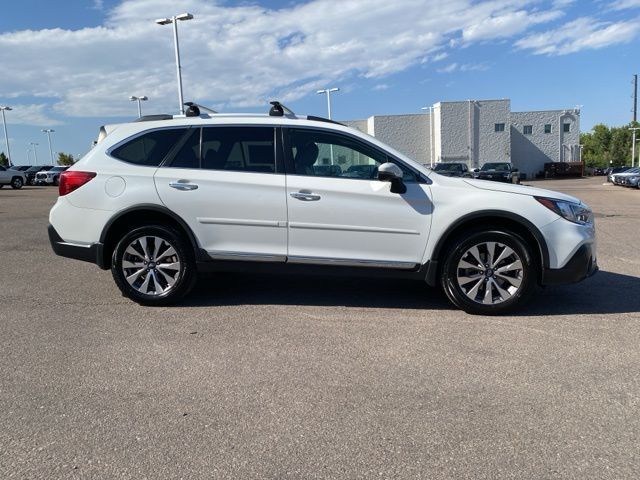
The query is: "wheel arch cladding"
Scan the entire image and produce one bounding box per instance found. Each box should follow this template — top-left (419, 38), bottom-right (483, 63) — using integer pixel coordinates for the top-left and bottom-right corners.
top-left (99, 205), bottom-right (202, 269)
top-left (428, 211), bottom-right (549, 286)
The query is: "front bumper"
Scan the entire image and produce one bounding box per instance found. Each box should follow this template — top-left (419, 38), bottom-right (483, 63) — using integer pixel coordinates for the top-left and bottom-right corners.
top-left (542, 243), bottom-right (598, 285)
top-left (48, 224), bottom-right (106, 268)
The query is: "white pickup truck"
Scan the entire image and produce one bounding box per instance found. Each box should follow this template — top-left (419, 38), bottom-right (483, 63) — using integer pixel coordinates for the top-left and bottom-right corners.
top-left (0, 165), bottom-right (26, 189)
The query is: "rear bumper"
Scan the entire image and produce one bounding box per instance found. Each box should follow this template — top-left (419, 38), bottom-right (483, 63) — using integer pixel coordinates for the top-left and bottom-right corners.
top-left (48, 224), bottom-right (106, 269)
top-left (542, 243), bottom-right (598, 286)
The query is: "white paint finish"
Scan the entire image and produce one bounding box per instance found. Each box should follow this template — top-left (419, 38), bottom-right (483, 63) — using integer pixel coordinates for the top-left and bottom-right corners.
top-left (540, 217), bottom-right (596, 268)
top-left (104, 176), bottom-right (126, 198)
top-left (286, 175), bottom-right (432, 264)
top-left (49, 197), bottom-right (113, 244)
top-left (154, 168), bottom-right (288, 256)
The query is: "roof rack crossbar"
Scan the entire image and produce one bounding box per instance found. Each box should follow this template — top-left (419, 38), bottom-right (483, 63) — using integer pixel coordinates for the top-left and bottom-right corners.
top-left (269, 101), bottom-right (297, 118)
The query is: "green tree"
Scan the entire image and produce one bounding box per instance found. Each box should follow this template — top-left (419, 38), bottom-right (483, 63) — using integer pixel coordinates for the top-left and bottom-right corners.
top-left (580, 122), bottom-right (638, 168)
top-left (0, 151), bottom-right (8, 167)
top-left (57, 152), bottom-right (75, 166)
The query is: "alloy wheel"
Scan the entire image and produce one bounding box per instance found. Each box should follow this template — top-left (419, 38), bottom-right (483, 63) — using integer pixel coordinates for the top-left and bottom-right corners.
top-left (121, 235), bottom-right (182, 296)
top-left (455, 241), bottom-right (524, 305)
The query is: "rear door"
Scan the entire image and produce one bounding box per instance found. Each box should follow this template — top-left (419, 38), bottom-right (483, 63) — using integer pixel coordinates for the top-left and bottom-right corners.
top-left (154, 126), bottom-right (288, 262)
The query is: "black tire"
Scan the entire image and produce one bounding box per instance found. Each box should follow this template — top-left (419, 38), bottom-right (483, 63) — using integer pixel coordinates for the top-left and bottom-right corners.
top-left (111, 225), bottom-right (197, 306)
top-left (440, 230), bottom-right (538, 315)
top-left (11, 177), bottom-right (23, 189)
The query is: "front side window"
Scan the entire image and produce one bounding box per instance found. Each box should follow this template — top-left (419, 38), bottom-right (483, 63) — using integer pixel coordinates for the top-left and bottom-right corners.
top-left (111, 128), bottom-right (187, 166)
top-left (201, 127), bottom-right (276, 174)
top-left (287, 128), bottom-right (417, 182)
top-left (523, 125), bottom-right (533, 135)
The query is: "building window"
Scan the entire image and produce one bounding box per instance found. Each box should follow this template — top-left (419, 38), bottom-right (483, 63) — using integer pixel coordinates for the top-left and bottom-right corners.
top-left (523, 125), bottom-right (533, 135)
top-left (544, 124), bottom-right (552, 134)
top-left (495, 123), bottom-right (505, 132)
top-left (563, 123), bottom-right (571, 133)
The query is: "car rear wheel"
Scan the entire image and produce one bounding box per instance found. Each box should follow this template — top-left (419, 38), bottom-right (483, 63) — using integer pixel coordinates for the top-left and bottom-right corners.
top-left (440, 230), bottom-right (538, 315)
top-left (11, 177), bottom-right (23, 189)
top-left (111, 225), bottom-right (196, 306)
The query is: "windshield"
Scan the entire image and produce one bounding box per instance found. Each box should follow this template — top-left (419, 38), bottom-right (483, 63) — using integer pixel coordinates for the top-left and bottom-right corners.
top-left (434, 163), bottom-right (462, 172)
top-left (481, 163), bottom-right (510, 171)
top-left (50, 166), bottom-right (67, 172)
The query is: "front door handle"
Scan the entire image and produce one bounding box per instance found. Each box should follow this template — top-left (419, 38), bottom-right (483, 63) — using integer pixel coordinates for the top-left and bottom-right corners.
top-left (169, 181), bottom-right (199, 191)
top-left (290, 191), bottom-right (321, 201)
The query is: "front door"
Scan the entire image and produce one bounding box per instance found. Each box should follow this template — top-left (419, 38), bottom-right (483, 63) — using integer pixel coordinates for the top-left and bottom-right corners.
top-left (154, 126), bottom-right (288, 262)
top-left (284, 128), bottom-right (432, 268)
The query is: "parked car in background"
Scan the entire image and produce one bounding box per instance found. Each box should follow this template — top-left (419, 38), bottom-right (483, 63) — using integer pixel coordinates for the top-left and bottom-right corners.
top-left (607, 166), bottom-right (631, 183)
top-left (622, 172), bottom-right (640, 188)
top-left (9, 165), bottom-right (31, 172)
top-left (0, 165), bottom-right (26, 189)
top-left (474, 162), bottom-right (520, 184)
top-left (592, 168), bottom-right (605, 176)
top-left (35, 166), bottom-right (69, 186)
top-left (432, 162), bottom-right (472, 177)
top-left (24, 166), bottom-right (53, 185)
top-left (612, 167), bottom-right (640, 186)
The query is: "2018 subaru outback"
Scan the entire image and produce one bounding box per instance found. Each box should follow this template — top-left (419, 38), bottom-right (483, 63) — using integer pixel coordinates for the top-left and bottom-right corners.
top-left (48, 103), bottom-right (597, 315)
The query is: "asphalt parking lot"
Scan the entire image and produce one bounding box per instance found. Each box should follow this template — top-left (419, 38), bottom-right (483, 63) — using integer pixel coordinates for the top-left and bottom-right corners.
top-left (1, 177), bottom-right (639, 479)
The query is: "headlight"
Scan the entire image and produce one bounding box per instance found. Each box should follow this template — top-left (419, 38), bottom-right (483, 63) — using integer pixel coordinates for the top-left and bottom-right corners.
top-left (535, 197), bottom-right (593, 225)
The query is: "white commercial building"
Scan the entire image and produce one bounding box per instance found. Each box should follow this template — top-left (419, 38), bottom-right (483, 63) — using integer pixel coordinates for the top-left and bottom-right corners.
top-left (345, 99), bottom-right (581, 180)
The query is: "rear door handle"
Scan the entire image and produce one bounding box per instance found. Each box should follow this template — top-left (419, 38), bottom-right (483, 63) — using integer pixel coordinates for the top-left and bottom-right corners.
top-left (290, 191), bottom-right (321, 201)
top-left (169, 181), bottom-right (199, 191)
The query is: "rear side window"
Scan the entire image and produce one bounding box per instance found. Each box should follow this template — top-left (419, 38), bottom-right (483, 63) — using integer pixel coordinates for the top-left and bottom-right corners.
top-left (111, 128), bottom-right (187, 166)
top-left (201, 127), bottom-right (276, 173)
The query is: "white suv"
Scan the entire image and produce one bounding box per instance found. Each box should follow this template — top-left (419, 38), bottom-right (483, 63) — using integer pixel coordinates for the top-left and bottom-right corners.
top-left (48, 103), bottom-right (597, 314)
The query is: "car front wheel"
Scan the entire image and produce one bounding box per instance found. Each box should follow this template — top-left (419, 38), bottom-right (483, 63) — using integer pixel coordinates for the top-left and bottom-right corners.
top-left (440, 230), bottom-right (537, 315)
top-left (11, 177), bottom-right (23, 189)
top-left (111, 225), bottom-right (196, 306)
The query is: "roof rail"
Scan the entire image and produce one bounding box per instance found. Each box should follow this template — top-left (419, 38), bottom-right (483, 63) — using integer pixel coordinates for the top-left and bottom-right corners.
top-left (269, 101), bottom-right (297, 118)
top-left (306, 115), bottom-right (345, 126)
top-left (134, 114), bottom-right (174, 122)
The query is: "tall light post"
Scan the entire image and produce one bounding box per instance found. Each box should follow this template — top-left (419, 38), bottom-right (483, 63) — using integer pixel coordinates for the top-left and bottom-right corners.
top-left (0, 106), bottom-right (12, 166)
top-left (156, 13), bottom-right (194, 115)
top-left (629, 127), bottom-right (640, 168)
top-left (30, 142), bottom-right (39, 165)
top-left (129, 95), bottom-right (148, 118)
top-left (316, 87), bottom-right (340, 119)
top-left (42, 129), bottom-right (55, 165)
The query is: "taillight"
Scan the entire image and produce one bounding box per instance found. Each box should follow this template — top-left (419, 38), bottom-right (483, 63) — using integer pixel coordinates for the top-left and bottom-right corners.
top-left (59, 171), bottom-right (96, 196)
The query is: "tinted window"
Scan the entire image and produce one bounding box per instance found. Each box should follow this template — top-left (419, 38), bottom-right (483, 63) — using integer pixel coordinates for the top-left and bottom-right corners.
top-left (523, 125), bottom-right (533, 135)
top-left (170, 129), bottom-right (200, 169)
top-left (0, 166), bottom-right (5, 171)
top-left (288, 128), bottom-right (417, 182)
top-left (563, 123), bottom-right (571, 133)
top-left (201, 127), bottom-right (275, 173)
top-left (544, 124), bottom-right (552, 134)
top-left (111, 128), bottom-right (187, 166)
top-left (495, 123), bottom-right (505, 132)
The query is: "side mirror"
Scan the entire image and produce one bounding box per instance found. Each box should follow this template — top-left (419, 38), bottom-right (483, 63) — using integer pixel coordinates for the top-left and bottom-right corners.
top-left (472, 168), bottom-right (480, 173)
top-left (377, 162), bottom-right (406, 194)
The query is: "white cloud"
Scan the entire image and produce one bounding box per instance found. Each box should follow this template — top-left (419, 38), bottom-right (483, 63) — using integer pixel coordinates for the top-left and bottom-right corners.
top-left (462, 9), bottom-right (564, 42)
top-left (432, 52), bottom-right (449, 62)
top-left (437, 62), bottom-right (488, 73)
top-left (610, 0), bottom-right (640, 9)
top-left (515, 17), bottom-right (640, 55)
top-left (0, 104), bottom-right (62, 127)
top-left (372, 84), bottom-right (390, 91)
top-left (0, 0), bottom-right (583, 120)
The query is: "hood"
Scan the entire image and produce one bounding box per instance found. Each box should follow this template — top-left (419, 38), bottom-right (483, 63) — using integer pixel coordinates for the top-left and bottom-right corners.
top-left (462, 178), bottom-right (581, 204)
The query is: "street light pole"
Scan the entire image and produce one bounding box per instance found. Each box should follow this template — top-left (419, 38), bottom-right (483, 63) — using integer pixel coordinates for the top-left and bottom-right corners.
top-left (629, 127), bottom-right (640, 168)
top-left (0, 106), bottom-right (13, 166)
top-left (156, 13), bottom-right (194, 115)
top-left (316, 87), bottom-right (340, 119)
top-left (30, 142), bottom-right (39, 165)
top-left (42, 129), bottom-right (55, 165)
top-left (129, 96), bottom-right (148, 118)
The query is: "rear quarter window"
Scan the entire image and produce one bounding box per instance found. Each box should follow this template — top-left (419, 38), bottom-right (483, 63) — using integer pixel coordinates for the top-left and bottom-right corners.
top-left (110, 128), bottom-right (187, 166)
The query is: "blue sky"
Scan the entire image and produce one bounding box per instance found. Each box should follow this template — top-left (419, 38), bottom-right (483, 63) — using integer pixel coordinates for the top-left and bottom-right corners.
top-left (1, 0), bottom-right (640, 164)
